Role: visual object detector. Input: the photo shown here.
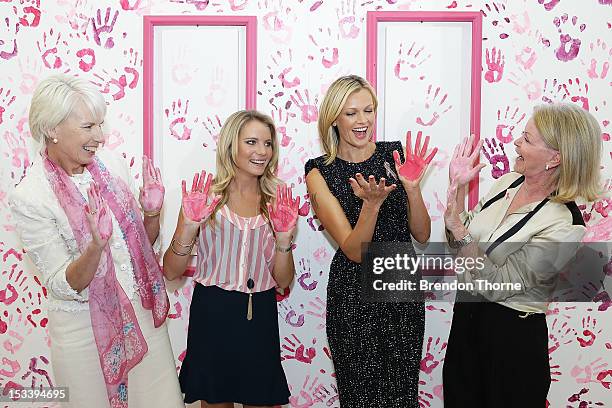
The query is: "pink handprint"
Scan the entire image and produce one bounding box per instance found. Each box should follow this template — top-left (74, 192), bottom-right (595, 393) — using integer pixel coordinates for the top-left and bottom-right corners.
top-left (416, 85), bottom-right (453, 127)
top-left (297, 258), bottom-right (319, 291)
top-left (104, 113), bottom-right (133, 150)
top-left (2, 131), bottom-right (29, 182)
top-left (139, 156), bottom-right (164, 214)
top-left (562, 77), bottom-right (590, 110)
top-left (393, 130), bottom-right (438, 182)
top-left (259, 0), bottom-right (295, 44)
top-left (537, 0), bottom-right (560, 11)
top-left (0, 88), bottom-right (15, 125)
top-left (541, 78), bottom-right (569, 104)
top-left (91, 8), bottom-right (119, 49)
top-left (482, 138), bottom-right (509, 179)
top-left (181, 171), bottom-right (221, 223)
top-left (289, 374), bottom-right (318, 408)
top-left (496, 106), bottom-right (526, 143)
top-left (18, 0), bottom-right (41, 27)
top-left (336, 0), bottom-right (360, 39)
top-left (484, 47), bottom-right (505, 83)
top-left (76, 47), bottom-right (96, 72)
top-left (0, 16), bottom-right (19, 60)
top-left (171, 46), bottom-right (199, 85)
top-left (306, 296), bottom-right (326, 330)
top-left (281, 334), bottom-right (316, 364)
top-left (308, 28), bottom-right (339, 68)
top-left (515, 46), bottom-right (537, 71)
top-left (267, 184), bottom-right (300, 233)
top-left (582, 39), bottom-right (611, 80)
top-left (278, 300), bottom-right (305, 327)
top-left (548, 316), bottom-right (575, 354)
top-left (36, 28), bottom-right (68, 69)
top-left (394, 42), bottom-right (430, 81)
top-left (92, 51), bottom-right (140, 101)
top-left (313, 382), bottom-right (340, 407)
top-left (202, 114), bottom-right (223, 147)
top-left (571, 356), bottom-right (608, 386)
top-left (268, 49), bottom-right (301, 90)
top-left (205, 67), bottom-right (227, 107)
top-left (290, 89), bottom-right (319, 124)
top-left (420, 336), bottom-right (447, 375)
top-left (165, 99), bottom-right (193, 141)
top-left (120, 0), bottom-right (144, 11)
top-left (271, 107), bottom-right (295, 147)
top-left (507, 67), bottom-right (542, 101)
top-left (480, 2), bottom-right (510, 40)
top-left (576, 316), bottom-right (601, 348)
top-left (554, 13), bottom-right (586, 62)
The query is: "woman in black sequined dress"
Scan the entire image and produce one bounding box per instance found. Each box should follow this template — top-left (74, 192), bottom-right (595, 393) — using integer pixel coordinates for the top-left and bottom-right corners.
top-left (305, 75), bottom-right (437, 407)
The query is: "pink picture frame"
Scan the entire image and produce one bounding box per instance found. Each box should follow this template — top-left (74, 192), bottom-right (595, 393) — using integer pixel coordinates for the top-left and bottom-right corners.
top-left (366, 11), bottom-right (483, 209)
top-left (142, 15), bottom-right (257, 160)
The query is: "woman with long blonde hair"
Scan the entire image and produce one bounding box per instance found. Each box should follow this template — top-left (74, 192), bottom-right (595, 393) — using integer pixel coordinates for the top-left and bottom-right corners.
top-left (163, 110), bottom-right (297, 408)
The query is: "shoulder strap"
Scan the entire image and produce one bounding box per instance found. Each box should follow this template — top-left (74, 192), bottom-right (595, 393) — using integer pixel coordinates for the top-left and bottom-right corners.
top-left (484, 197), bottom-right (549, 256)
top-left (480, 175), bottom-right (525, 211)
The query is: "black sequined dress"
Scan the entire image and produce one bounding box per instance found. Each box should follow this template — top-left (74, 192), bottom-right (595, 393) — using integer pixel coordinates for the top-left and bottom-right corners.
top-left (305, 141), bottom-right (425, 408)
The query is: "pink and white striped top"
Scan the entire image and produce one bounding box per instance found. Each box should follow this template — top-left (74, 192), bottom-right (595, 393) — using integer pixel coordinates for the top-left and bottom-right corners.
top-left (194, 205), bottom-right (277, 293)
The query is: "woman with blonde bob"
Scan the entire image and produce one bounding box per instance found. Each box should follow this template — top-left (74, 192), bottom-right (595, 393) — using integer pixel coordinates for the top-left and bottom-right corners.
top-left (305, 75), bottom-right (438, 406)
top-left (10, 74), bottom-right (183, 407)
top-left (164, 110), bottom-right (298, 407)
top-left (443, 103), bottom-right (602, 407)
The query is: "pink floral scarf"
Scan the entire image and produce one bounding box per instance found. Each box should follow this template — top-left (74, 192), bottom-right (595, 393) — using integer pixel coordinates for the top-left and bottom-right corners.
top-left (43, 154), bottom-right (169, 408)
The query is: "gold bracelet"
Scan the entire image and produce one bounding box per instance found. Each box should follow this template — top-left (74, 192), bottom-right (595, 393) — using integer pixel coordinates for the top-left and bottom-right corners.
top-left (170, 239), bottom-right (191, 256)
top-left (173, 236), bottom-right (196, 248)
top-left (143, 209), bottom-right (161, 217)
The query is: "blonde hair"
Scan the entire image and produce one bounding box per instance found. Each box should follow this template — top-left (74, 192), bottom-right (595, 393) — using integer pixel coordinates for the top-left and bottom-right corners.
top-left (209, 110), bottom-right (280, 224)
top-left (29, 74), bottom-right (106, 145)
top-left (318, 75), bottom-right (378, 165)
top-left (533, 103), bottom-right (602, 202)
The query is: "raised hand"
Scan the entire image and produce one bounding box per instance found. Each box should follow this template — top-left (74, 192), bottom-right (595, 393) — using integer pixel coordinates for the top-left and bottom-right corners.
top-left (267, 184), bottom-right (300, 233)
top-left (349, 173), bottom-right (396, 207)
top-left (449, 134), bottom-right (486, 187)
top-left (181, 170), bottom-right (221, 223)
top-left (139, 156), bottom-right (165, 214)
top-left (85, 182), bottom-right (113, 248)
top-left (393, 130), bottom-right (438, 189)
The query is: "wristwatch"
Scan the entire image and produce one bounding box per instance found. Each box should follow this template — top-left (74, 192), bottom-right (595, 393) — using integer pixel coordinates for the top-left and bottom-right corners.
top-left (455, 232), bottom-right (474, 248)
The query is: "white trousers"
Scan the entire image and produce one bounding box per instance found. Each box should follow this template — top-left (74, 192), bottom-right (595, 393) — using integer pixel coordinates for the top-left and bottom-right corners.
top-left (48, 297), bottom-right (185, 408)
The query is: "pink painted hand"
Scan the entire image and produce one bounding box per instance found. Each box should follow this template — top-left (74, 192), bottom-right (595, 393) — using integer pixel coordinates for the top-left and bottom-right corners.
top-left (181, 170), bottom-right (222, 223)
top-left (449, 134), bottom-right (486, 187)
top-left (393, 130), bottom-right (438, 188)
top-left (267, 184), bottom-right (300, 233)
top-left (139, 156), bottom-right (164, 213)
top-left (85, 182), bottom-right (113, 247)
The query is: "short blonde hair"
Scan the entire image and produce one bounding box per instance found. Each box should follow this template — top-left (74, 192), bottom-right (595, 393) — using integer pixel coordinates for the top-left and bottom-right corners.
top-left (533, 103), bottom-right (602, 202)
top-left (318, 75), bottom-right (378, 164)
top-left (29, 74), bottom-right (106, 144)
top-left (209, 110), bottom-right (280, 224)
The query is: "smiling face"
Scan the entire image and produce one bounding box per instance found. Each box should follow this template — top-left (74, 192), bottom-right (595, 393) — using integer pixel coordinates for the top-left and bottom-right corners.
top-left (334, 88), bottom-right (375, 150)
top-left (513, 117), bottom-right (560, 177)
top-left (233, 119), bottom-right (274, 178)
top-left (47, 100), bottom-right (105, 174)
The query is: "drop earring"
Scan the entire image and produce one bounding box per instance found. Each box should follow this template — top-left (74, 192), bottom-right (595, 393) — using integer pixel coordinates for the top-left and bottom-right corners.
top-left (545, 164), bottom-right (549, 171)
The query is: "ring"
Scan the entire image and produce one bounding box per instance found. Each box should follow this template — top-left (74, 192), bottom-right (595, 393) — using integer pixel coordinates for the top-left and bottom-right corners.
top-left (89, 209), bottom-right (98, 215)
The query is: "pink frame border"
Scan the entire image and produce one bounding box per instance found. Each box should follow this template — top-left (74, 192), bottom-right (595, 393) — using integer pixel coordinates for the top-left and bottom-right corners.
top-left (366, 11), bottom-right (482, 209)
top-left (143, 15), bottom-right (257, 160)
